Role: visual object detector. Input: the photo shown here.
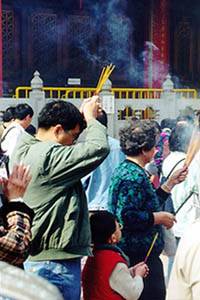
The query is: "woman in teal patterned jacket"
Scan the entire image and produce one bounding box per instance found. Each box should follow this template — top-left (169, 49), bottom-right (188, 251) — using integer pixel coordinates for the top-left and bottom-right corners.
top-left (109, 119), bottom-right (188, 300)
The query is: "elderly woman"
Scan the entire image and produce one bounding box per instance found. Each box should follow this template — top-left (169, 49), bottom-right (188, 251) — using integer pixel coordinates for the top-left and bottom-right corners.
top-left (109, 119), bottom-right (187, 300)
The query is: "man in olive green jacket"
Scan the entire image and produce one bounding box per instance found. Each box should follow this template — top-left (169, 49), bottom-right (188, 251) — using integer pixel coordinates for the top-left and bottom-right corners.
top-left (10, 96), bottom-right (109, 300)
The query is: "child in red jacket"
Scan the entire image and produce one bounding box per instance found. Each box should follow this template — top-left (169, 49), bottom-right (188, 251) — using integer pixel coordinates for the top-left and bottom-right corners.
top-left (82, 211), bottom-right (149, 300)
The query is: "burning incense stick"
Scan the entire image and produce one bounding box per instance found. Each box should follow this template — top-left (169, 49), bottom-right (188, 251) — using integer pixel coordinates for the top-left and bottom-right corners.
top-left (95, 64), bottom-right (115, 94)
top-left (144, 233), bottom-right (159, 263)
top-left (96, 67), bottom-right (106, 92)
top-left (185, 129), bottom-right (200, 167)
top-left (174, 191), bottom-right (194, 215)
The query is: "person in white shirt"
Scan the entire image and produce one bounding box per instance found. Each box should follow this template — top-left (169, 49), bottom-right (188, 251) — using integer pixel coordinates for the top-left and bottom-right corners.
top-left (167, 219), bottom-right (200, 300)
top-left (162, 123), bottom-right (200, 279)
top-left (1, 103), bottom-right (34, 157)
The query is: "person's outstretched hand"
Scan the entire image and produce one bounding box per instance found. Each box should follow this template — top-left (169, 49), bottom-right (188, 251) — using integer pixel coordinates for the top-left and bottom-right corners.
top-left (162, 165), bottom-right (188, 192)
top-left (0, 164), bottom-right (31, 200)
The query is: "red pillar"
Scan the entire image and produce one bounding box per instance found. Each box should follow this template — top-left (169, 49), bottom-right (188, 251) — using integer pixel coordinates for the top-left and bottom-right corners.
top-left (79, 0), bottom-right (83, 10)
top-left (0, 0), bottom-right (2, 96)
top-left (144, 0), bottom-right (169, 88)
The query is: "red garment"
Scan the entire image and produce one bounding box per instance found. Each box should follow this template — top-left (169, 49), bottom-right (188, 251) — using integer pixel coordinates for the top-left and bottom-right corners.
top-left (82, 249), bottom-right (127, 300)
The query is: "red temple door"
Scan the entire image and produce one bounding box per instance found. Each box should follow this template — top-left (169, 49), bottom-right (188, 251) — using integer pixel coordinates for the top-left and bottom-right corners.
top-left (144, 0), bottom-right (169, 88)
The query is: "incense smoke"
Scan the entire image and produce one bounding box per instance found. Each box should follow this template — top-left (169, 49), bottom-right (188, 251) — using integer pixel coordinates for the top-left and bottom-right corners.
top-left (66, 0), bottom-right (144, 86)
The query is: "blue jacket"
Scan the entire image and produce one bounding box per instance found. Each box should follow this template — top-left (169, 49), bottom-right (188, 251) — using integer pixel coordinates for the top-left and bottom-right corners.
top-left (82, 136), bottom-right (125, 210)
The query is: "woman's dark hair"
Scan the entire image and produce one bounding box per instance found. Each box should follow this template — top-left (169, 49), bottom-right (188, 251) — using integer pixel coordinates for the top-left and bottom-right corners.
top-left (3, 106), bottom-right (16, 122)
top-left (38, 100), bottom-right (86, 132)
top-left (119, 119), bottom-right (157, 156)
top-left (14, 103), bottom-right (34, 119)
top-left (169, 124), bottom-right (193, 153)
top-left (90, 211), bottom-right (116, 245)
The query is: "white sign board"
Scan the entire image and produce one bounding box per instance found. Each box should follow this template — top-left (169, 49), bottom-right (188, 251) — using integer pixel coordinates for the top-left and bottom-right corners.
top-left (67, 78), bottom-right (81, 85)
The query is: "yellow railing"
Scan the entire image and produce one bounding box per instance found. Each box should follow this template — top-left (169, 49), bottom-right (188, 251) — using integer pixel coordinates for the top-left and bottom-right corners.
top-left (112, 88), bottom-right (163, 99)
top-left (172, 89), bottom-right (197, 99)
top-left (63, 88), bottom-right (95, 99)
top-left (14, 86), bottom-right (198, 99)
top-left (14, 87), bottom-right (32, 98)
top-left (112, 88), bottom-right (197, 99)
top-left (14, 86), bottom-right (96, 99)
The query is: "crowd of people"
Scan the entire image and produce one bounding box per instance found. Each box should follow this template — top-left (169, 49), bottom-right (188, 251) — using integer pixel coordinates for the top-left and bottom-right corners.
top-left (0, 97), bottom-right (200, 300)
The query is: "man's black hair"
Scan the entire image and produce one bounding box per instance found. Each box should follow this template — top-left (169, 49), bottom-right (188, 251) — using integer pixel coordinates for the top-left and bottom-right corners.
top-left (96, 110), bottom-right (108, 128)
top-left (14, 103), bottom-right (34, 120)
top-left (90, 211), bottom-right (116, 245)
top-left (160, 118), bottom-right (176, 130)
top-left (38, 100), bottom-right (86, 132)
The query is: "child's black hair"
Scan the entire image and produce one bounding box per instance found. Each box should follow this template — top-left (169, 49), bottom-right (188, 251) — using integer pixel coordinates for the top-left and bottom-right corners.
top-left (90, 211), bottom-right (117, 245)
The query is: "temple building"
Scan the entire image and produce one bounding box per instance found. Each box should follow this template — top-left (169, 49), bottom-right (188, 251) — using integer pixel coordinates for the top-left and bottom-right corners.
top-left (1, 0), bottom-right (200, 96)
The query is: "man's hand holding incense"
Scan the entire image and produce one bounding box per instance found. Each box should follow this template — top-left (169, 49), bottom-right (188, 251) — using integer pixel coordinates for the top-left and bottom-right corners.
top-left (80, 95), bottom-right (102, 122)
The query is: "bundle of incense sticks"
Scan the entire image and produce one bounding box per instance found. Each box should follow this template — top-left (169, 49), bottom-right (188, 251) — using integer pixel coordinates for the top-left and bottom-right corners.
top-left (95, 64), bottom-right (115, 94)
top-left (185, 128), bottom-right (200, 167)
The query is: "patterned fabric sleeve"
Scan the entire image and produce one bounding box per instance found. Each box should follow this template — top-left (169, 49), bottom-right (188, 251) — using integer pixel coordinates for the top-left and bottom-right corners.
top-left (112, 179), bottom-right (155, 232)
top-left (0, 202), bottom-right (34, 266)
